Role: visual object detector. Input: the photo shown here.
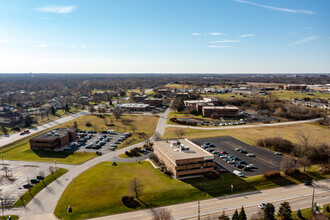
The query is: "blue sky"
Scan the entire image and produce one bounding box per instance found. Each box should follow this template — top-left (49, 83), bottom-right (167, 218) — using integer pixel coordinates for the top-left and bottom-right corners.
top-left (0, 0), bottom-right (329, 73)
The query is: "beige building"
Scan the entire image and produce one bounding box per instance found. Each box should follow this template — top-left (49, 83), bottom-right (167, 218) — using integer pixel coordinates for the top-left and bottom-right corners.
top-left (153, 139), bottom-right (215, 178)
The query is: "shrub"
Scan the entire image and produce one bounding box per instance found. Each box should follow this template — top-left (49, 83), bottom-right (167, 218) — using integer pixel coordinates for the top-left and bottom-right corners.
top-left (256, 137), bottom-right (294, 153)
top-left (85, 121), bottom-right (92, 127)
top-left (263, 171), bottom-right (281, 179)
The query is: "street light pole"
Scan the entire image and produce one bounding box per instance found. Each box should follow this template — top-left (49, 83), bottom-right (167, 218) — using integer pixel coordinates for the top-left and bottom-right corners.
top-left (197, 200), bottom-right (200, 220)
top-left (54, 160), bottom-right (57, 170)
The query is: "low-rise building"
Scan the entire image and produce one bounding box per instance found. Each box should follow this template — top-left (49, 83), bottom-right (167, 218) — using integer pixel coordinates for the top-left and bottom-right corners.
top-left (30, 128), bottom-right (77, 151)
top-left (115, 103), bottom-right (155, 112)
top-left (144, 98), bottom-right (163, 106)
top-left (202, 106), bottom-right (239, 117)
top-left (0, 111), bottom-right (23, 124)
top-left (133, 95), bottom-right (147, 103)
top-left (153, 139), bottom-right (215, 178)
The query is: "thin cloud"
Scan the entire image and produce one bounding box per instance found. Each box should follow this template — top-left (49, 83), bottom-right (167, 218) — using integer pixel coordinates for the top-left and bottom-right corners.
top-left (209, 40), bottom-right (240, 43)
top-left (192, 33), bottom-right (202, 36)
top-left (36, 6), bottom-right (76, 14)
top-left (290, 36), bottom-right (319, 46)
top-left (0, 40), bottom-right (8, 44)
top-left (289, 32), bottom-right (297, 35)
top-left (209, 33), bottom-right (224, 36)
top-left (233, 0), bottom-right (316, 15)
top-left (70, 45), bottom-right (86, 49)
top-left (237, 34), bottom-right (254, 38)
top-left (33, 44), bottom-right (49, 48)
top-left (208, 45), bottom-right (232, 48)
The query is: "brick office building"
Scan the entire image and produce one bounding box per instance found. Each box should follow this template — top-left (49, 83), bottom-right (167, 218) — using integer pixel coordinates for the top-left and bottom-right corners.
top-left (30, 128), bottom-right (77, 151)
top-left (153, 139), bottom-right (215, 178)
top-left (202, 106), bottom-right (239, 117)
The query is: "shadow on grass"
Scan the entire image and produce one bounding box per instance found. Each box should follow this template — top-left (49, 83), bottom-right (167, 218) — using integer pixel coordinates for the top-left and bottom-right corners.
top-left (182, 173), bottom-right (258, 198)
top-left (267, 175), bottom-right (295, 186)
top-left (122, 199), bottom-right (141, 209)
top-left (287, 172), bottom-right (313, 182)
top-left (33, 150), bottom-right (72, 159)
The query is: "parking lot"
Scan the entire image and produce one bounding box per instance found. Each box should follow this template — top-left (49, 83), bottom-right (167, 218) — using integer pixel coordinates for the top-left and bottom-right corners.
top-left (191, 136), bottom-right (285, 177)
top-left (0, 161), bottom-right (73, 206)
top-left (72, 130), bottom-right (130, 154)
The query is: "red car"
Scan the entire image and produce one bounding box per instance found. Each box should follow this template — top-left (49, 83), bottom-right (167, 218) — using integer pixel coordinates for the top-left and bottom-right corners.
top-left (24, 130), bottom-right (30, 133)
top-left (218, 169), bottom-right (227, 173)
top-left (221, 151), bottom-right (228, 154)
top-left (19, 132), bottom-right (25, 135)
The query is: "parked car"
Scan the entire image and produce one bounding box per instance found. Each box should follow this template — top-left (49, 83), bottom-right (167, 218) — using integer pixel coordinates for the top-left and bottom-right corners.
top-left (30, 178), bottom-right (40, 184)
top-left (109, 147), bottom-right (115, 151)
top-left (227, 160), bottom-right (234, 164)
top-left (274, 152), bottom-right (282, 155)
top-left (247, 153), bottom-right (255, 157)
top-left (221, 151), bottom-right (228, 154)
top-left (304, 180), bottom-right (313, 186)
top-left (239, 149), bottom-right (247, 153)
top-left (218, 169), bottom-right (227, 173)
top-left (20, 132), bottom-right (25, 135)
top-left (235, 147), bottom-right (242, 151)
top-left (220, 155), bottom-right (227, 159)
top-left (23, 183), bottom-right (33, 189)
top-left (24, 129), bottom-right (30, 133)
top-left (233, 170), bottom-right (244, 177)
top-left (36, 176), bottom-right (44, 180)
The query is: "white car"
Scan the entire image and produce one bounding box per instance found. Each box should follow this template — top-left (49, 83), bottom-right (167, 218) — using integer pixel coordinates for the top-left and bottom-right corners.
top-left (246, 164), bottom-right (254, 168)
top-left (258, 203), bottom-right (266, 209)
top-left (233, 170), bottom-right (244, 177)
top-left (274, 152), bottom-right (282, 155)
top-left (247, 153), bottom-right (255, 157)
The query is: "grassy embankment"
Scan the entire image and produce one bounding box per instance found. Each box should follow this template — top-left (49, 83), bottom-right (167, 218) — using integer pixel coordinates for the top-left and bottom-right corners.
top-left (54, 161), bottom-right (328, 220)
top-left (14, 168), bottom-right (68, 207)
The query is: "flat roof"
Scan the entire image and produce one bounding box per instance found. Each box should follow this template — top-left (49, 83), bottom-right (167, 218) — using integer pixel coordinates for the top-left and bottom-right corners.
top-left (203, 106), bottom-right (239, 110)
top-left (31, 128), bottom-right (75, 140)
top-left (116, 103), bottom-right (149, 108)
top-left (154, 139), bottom-right (214, 161)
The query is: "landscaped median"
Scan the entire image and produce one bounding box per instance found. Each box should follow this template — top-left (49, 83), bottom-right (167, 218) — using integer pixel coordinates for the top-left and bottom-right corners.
top-left (14, 168), bottom-right (68, 207)
top-left (54, 161), bottom-right (328, 220)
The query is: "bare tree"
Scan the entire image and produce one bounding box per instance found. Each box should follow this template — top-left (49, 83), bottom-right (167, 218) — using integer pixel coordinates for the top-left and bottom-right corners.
top-left (296, 130), bottom-right (317, 150)
top-left (150, 208), bottom-right (172, 220)
top-left (297, 156), bottom-right (311, 172)
top-left (280, 157), bottom-right (296, 174)
top-left (3, 166), bottom-right (9, 178)
top-left (128, 177), bottom-right (143, 200)
top-left (154, 131), bottom-right (161, 141)
top-left (175, 128), bottom-right (185, 139)
top-left (49, 166), bottom-right (55, 177)
top-left (113, 108), bottom-right (122, 121)
top-left (130, 124), bottom-right (137, 133)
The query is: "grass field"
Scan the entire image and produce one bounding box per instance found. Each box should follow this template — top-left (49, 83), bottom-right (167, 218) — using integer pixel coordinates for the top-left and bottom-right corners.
top-left (292, 203), bottom-right (330, 219)
top-left (0, 114), bottom-right (158, 164)
top-left (201, 93), bottom-right (247, 99)
top-left (54, 161), bottom-right (327, 220)
top-left (163, 122), bottom-right (330, 146)
top-left (269, 90), bottom-right (330, 101)
top-left (14, 168), bottom-right (68, 207)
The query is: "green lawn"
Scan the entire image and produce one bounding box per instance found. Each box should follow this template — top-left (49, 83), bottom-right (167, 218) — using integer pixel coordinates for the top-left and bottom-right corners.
top-left (163, 122), bottom-right (330, 146)
top-left (14, 168), bottom-right (68, 207)
top-left (269, 90), bottom-right (330, 101)
top-left (291, 203), bottom-right (330, 220)
top-left (54, 161), bottom-right (328, 220)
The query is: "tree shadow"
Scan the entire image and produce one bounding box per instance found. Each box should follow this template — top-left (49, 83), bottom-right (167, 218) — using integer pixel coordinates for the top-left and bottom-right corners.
top-left (287, 172), bottom-right (313, 182)
top-left (122, 199), bottom-right (141, 209)
top-left (267, 176), bottom-right (295, 186)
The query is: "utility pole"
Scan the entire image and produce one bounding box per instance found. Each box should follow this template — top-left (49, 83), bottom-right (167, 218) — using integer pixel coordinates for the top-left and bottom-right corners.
top-left (198, 200), bottom-right (200, 220)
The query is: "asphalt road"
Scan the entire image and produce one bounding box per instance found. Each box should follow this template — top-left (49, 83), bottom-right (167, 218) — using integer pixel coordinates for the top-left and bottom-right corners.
top-left (191, 136), bottom-right (285, 176)
top-left (90, 179), bottom-right (330, 220)
top-left (0, 110), bottom-right (89, 148)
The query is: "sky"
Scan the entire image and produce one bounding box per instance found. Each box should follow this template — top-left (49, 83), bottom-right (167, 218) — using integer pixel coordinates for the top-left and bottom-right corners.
top-left (0, 0), bottom-right (329, 73)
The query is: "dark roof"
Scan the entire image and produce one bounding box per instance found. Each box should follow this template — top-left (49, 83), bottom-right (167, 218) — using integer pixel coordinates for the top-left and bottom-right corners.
top-left (0, 111), bottom-right (22, 118)
top-left (30, 128), bottom-right (76, 141)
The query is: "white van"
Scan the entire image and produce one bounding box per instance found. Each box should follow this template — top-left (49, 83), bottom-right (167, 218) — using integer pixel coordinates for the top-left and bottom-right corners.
top-left (233, 170), bottom-right (244, 177)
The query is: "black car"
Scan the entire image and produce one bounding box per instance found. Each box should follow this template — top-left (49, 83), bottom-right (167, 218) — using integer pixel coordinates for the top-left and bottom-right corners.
top-left (30, 178), bottom-right (40, 184)
top-left (23, 183), bottom-right (33, 189)
top-left (36, 176), bottom-right (44, 180)
top-left (304, 180), bottom-right (313, 186)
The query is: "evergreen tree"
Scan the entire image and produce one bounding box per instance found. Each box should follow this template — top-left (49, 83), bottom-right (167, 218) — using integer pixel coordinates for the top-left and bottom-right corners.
top-left (278, 202), bottom-right (292, 220)
top-left (24, 115), bottom-right (33, 127)
top-left (64, 102), bottom-right (70, 112)
top-left (51, 106), bottom-right (56, 115)
top-left (219, 210), bottom-right (229, 220)
top-left (232, 210), bottom-right (239, 220)
top-left (239, 206), bottom-right (247, 220)
top-left (264, 203), bottom-right (275, 220)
